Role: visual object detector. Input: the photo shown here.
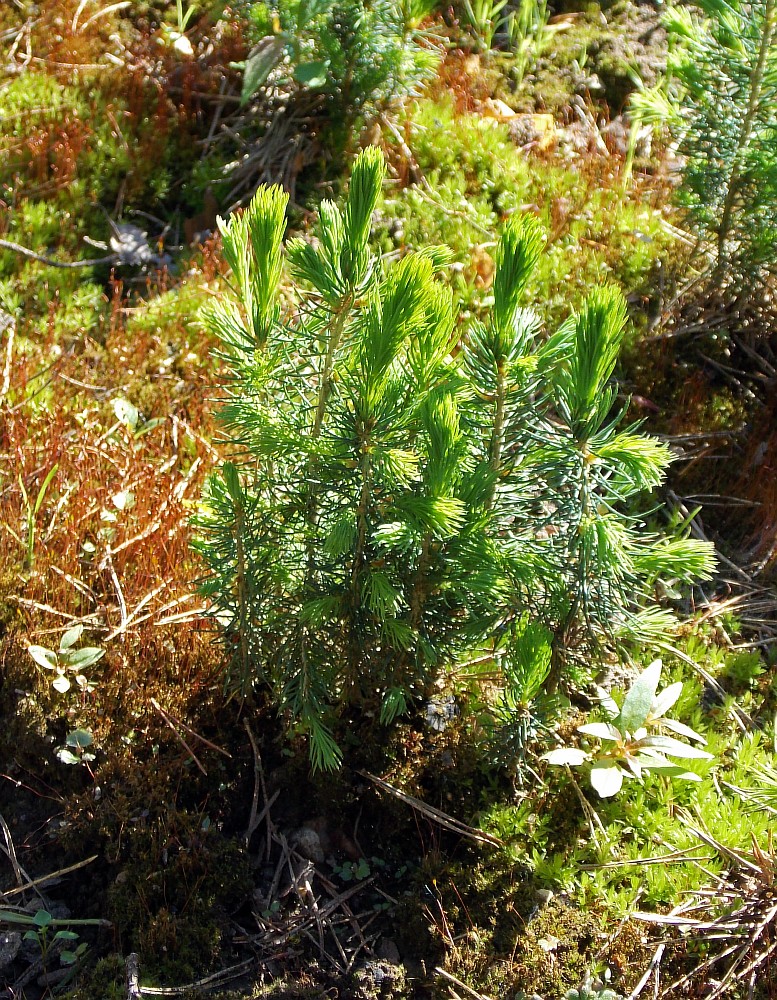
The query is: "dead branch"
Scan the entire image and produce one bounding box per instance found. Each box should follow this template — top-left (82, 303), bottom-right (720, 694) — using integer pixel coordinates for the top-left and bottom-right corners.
top-left (360, 771), bottom-right (503, 847)
top-left (2, 855), bottom-right (98, 899)
top-left (244, 719), bottom-right (274, 856)
top-left (149, 698), bottom-right (208, 776)
top-left (127, 952), bottom-right (142, 1000)
top-left (435, 966), bottom-right (495, 1000)
top-left (0, 238), bottom-right (119, 269)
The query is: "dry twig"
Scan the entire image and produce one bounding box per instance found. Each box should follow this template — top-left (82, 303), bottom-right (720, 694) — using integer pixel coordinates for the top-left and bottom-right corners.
top-left (435, 966), bottom-right (495, 1000)
top-left (149, 698), bottom-right (209, 776)
top-left (1, 855), bottom-right (98, 899)
top-left (360, 771), bottom-right (503, 847)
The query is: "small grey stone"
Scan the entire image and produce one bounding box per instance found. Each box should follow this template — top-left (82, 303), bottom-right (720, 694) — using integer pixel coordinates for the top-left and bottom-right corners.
top-left (291, 826), bottom-right (325, 863)
top-left (376, 937), bottom-right (401, 963)
top-left (0, 931), bottom-right (21, 969)
top-left (110, 224), bottom-right (155, 265)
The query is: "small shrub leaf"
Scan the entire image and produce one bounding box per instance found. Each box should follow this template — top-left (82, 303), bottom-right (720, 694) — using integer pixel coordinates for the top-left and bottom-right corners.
top-left (61, 647), bottom-right (105, 670)
top-left (619, 659), bottom-right (662, 733)
top-left (53, 930), bottom-right (79, 942)
top-left (640, 735), bottom-right (713, 759)
top-left (649, 680), bottom-right (683, 720)
top-left (112, 397), bottom-right (141, 430)
top-left (59, 625), bottom-right (84, 651)
top-left (595, 685), bottom-right (620, 719)
top-left (241, 36), bottom-right (286, 104)
top-left (660, 718), bottom-right (707, 744)
top-left (66, 729), bottom-right (94, 749)
top-left (577, 722), bottom-right (621, 740)
top-left (27, 645), bottom-right (58, 670)
top-left (293, 60), bottom-right (329, 87)
top-left (590, 761), bottom-right (624, 797)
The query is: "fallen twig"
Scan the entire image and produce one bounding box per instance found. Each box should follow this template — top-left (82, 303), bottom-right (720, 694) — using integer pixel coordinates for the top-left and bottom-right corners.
top-left (435, 966), bottom-right (495, 1000)
top-left (149, 698), bottom-right (208, 776)
top-left (1, 854), bottom-right (98, 899)
top-left (244, 719), bottom-right (273, 856)
top-left (151, 698), bottom-right (230, 757)
top-left (125, 954), bottom-right (255, 996)
top-left (360, 772), bottom-right (503, 847)
top-left (628, 942), bottom-right (665, 999)
top-left (0, 811), bottom-right (25, 889)
top-left (0, 238), bottom-right (119, 269)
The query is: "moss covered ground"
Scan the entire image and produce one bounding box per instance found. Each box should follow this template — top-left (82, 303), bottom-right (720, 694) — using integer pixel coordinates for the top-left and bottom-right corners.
top-left (1, 2), bottom-right (776, 998)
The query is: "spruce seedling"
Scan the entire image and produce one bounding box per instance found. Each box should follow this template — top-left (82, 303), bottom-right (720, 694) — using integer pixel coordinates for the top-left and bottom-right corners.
top-left (196, 148), bottom-right (715, 769)
top-left (630, 0), bottom-right (777, 297)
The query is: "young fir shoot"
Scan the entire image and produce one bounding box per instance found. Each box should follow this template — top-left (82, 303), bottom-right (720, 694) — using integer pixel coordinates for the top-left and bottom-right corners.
top-left (544, 659), bottom-right (713, 797)
top-left (196, 148), bottom-right (715, 770)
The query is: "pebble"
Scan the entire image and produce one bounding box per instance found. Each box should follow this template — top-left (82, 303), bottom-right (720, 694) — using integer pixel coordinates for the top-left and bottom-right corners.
top-left (0, 931), bottom-right (21, 970)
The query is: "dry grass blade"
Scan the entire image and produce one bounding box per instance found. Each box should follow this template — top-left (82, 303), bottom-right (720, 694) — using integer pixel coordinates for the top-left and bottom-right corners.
top-left (1, 855), bottom-right (98, 899)
top-left (124, 955), bottom-right (256, 996)
top-left (636, 821), bottom-right (777, 999)
top-left (244, 719), bottom-right (274, 855)
top-left (435, 966), bottom-right (495, 1000)
top-left (0, 811), bottom-right (26, 890)
top-left (360, 771), bottom-right (503, 847)
top-left (149, 698), bottom-right (209, 776)
top-left (627, 942), bottom-right (664, 1000)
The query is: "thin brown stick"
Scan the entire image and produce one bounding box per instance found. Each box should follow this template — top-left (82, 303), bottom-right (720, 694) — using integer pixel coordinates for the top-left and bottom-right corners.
top-left (149, 697), bottom-right (230, 757)
top-left (435, 967), bottom-right (495, 1000)
top-left (628, 943), bottom-right (665, 1000)
top-left (0, 811), bottom-right (26, 888)
top-left (243, 719), bottom-right (272, 856)
top-left (149, 698), bottom-right (207, 776)
top-left (360, 771), bottom-right (503, 847)
top-left (129, 957), bottom-right (255, 996)
top-left (1, 855), bottom-right (98, 898)
top-left (9, 595), bottom-right (104, 623)
top-left (0, 238), bottom-right (119, 269)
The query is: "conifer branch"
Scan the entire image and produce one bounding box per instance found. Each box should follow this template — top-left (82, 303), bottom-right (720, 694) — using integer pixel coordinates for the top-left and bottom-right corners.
top-left (486, 360), bottom-right (507, 510)
top-left (715, 0), bottom-right (777, 279)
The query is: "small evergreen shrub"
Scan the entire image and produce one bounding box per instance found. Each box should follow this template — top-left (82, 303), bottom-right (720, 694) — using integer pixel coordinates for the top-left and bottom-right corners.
top-left (632, 0), bottom-right (777, 298)
top-left (195, 147), bottom-right (715, 769)
top-left (241, 0), bottom-right (440, 150)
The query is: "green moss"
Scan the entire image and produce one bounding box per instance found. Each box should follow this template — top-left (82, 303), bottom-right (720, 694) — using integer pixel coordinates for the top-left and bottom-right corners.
top-left (106, 814), bottom-right (250, 981)
top-left (62, 954), bottom-right (126, 1000)
top-left (502, 898), bottom-right (604, 997)
top-left (378, 96), bottom-right (672, 328)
